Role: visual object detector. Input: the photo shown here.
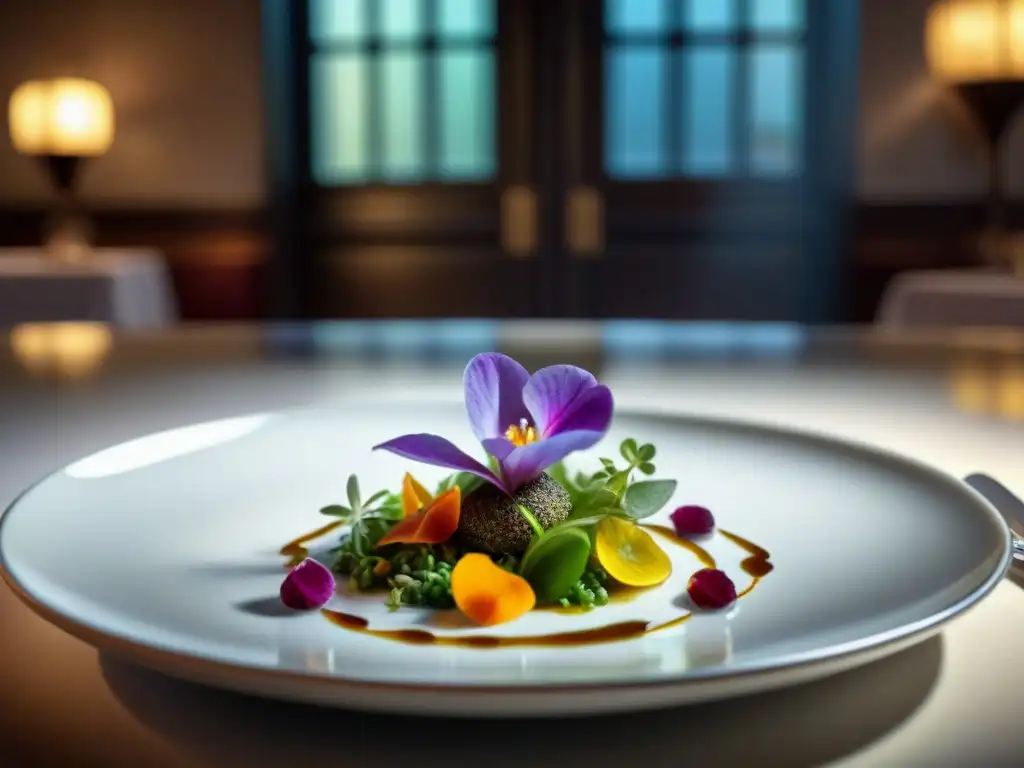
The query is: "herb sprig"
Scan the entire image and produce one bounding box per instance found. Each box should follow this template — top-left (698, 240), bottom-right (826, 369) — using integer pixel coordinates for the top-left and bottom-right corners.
top-left (319, 474), bottom-right (403, 557)
top-left (549, 437), bottom-right (677, 524)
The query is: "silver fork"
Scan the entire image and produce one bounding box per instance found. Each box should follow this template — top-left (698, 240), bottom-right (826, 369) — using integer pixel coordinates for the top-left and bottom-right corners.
top-left (965, 474), bottom-right (1024, 563)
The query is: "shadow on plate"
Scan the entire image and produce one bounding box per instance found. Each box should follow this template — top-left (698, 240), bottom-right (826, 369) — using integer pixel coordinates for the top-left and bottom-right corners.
top-left (99, 636), bottom-right (942, 768)
top-left (234, 596), bottom-right (303, 618)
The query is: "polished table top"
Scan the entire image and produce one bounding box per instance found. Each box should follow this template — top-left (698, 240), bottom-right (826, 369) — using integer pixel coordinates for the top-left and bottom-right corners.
top-left (1, 322), bottom-right (1023, 767)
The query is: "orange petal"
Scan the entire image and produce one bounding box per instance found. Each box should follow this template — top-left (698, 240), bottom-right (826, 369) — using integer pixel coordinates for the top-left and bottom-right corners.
top-left (375, 487), bottom-right (461, 547)
top-left (451, 553), bottom-right (536, 626)
top-left (401, 473), bottom-right (433, 517)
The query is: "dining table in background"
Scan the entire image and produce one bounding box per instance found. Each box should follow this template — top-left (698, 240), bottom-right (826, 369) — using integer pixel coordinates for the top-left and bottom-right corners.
top-left (0, 321), bottom-right (1022, 767)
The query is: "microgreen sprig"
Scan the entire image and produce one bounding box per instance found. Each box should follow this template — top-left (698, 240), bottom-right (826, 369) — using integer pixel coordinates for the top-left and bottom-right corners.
top-left (320, 474), bottom-right (403, 557)
top-left (550, 437), bottom-right (677, 524)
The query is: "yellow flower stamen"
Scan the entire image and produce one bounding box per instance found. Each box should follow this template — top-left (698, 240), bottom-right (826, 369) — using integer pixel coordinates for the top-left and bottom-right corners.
top-left (505, 418), bottom-right (538, 447)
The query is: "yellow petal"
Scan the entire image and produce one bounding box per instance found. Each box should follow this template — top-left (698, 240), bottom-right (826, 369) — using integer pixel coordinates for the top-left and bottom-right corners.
top-left (595, 517), bottom-right (672, 588)
top-left (401, 473), bottom-right (433, 518)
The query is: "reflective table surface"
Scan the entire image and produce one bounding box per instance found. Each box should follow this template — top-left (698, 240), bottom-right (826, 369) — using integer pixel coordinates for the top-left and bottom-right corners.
top-left (1, 321), bottom-right (1023, 767)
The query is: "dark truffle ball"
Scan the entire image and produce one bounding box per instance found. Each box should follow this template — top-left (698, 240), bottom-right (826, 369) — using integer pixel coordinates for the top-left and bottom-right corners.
top-left (458, 474), bottom-right (572, 555)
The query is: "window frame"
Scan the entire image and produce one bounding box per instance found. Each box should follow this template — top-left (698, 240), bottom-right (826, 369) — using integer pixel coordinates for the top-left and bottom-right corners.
top-left (306, 0), bottom-right (501, 187)
top-left (600, 0), bottom-right (808, 182)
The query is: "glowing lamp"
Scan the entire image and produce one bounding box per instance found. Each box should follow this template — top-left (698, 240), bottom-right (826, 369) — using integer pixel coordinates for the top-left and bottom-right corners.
top-left (7, 78), bottom-right (115, 259)
top-left (926, 1), bottom-right (1024, 267)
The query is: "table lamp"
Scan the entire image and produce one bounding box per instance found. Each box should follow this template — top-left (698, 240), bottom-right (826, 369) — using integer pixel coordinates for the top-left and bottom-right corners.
top-left (926, 0), bottom-right (1024, 272)
top-left (8, 78), bottom-right (115, 261)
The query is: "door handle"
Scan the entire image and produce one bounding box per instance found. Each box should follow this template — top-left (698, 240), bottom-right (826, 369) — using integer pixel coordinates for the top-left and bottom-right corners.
top-left (501, 186), bottom-right (537, 258)
top-left (566, 186), bottom-right (604, 258)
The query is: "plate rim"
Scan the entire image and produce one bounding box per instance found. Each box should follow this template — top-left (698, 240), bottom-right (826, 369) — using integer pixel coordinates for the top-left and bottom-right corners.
top-left (0, 403), bottom-right (1014, 695)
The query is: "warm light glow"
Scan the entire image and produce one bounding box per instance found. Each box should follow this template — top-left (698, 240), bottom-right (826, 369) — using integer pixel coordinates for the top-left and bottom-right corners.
top-left (8, 78), bottom-right (115, 156)
top-left (927, 0), bottom-right (1024, 82)
top-left (950, 360), bottom-right (1024, 420)
top-left (9, 323), bottom-right (112, 379)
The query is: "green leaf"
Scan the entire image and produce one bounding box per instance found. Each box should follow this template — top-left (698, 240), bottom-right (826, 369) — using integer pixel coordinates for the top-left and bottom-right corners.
top-left (518, 527), bottom-right (592, 604)
top-left (566, 486), bottom-right (619, 520)
top-left (358, 517), bottom-right (394, 549)
top-left (606, 470), bottom-right (631, 496)
top-left (553, 509), bottom-right (626, 531)
top-left (349, 524), bottom-right (367, 557)
top-left (599, 457), bottom-right (616, 470)
top-left (574, 471), bottom-right (598, 490)
top-left (622, 479), bottom-right (677, 520)
top-left (363, 489), bottom-right (389, 508)
top-left (546, 462), bottom-right (572, 489)
top-left (620, 439), bottom-right (638, 462)
top-left (319, 504), bottom-right (351, 518)
top-left (452, 471), bottom-right (484, 496)
top-left (638, 444), bottom-right (656, 462)
top-left (638, 462), bottom-right (656, 476)
top-left (346, 475), bottom-right (361, 512)
top-left (373, 493), bottom-right (405, 521)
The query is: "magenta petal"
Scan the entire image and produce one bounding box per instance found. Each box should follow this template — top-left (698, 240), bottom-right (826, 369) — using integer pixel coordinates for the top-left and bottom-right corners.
top-left (280, 558), bottom-right (336, 610)
top-left (463, 353), bottom-right (531, 443)
top-left (373, 433), bottom-right (505, 491)
top-left (522, 365), bottom-right (612, 437)
top-left (671, 505), bottom-right (716, 537)
top-left (686, 569), bottom-right (737, 610)
top-left (500, 430), bottom-right (606, 491)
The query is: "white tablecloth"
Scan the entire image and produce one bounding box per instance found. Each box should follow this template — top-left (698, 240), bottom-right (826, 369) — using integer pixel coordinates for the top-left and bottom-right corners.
top-left (0, 248), bottom-right (178, 329)
top-left (877, 269), bottom-right (1024, 328)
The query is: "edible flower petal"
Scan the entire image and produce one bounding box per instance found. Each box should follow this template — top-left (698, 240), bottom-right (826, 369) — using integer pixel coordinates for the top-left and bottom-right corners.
top-left (401, 472), bottom-right (433, 517)
top-left (686, 569), bottom-right (737, 610)
top-left (373, 433), bottom-right (505, 492)
top-left (594, 517), bottom-right (672, 588)
top-left (374, 487), bottom-right (462, 547)
top-left (522, 365), bottom-right (611, 437)
top-left (464, 353), bottom-right (531, 443)
top-left (451, 553), bottom-right (536, 626)
top-left (280, 558), bottom-right (336, 610)
top-left (670, 505), bottom-right (716, 537)
top-left (374, 353), bottom-right (614, 494)
top-left (499, 429), bottom-right (608, 494)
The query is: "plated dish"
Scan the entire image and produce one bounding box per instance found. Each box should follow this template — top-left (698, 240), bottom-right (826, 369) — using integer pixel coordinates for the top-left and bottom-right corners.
top-left (277, 353), bottom-right (772, 646)
top-left (0, 355), bottom-right (1013, 716)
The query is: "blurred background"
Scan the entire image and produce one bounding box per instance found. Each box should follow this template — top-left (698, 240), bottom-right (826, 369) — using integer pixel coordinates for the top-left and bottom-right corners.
top-left (0, 0), bottom-right (1021, 327)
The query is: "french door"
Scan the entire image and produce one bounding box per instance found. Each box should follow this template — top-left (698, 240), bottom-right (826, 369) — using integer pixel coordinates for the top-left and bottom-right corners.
top-left (263, 0), bottom-right (856, 320)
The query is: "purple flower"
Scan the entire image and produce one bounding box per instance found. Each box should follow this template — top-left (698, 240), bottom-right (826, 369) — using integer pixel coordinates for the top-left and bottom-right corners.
top-left (374, 353), bottom-right (614, 495)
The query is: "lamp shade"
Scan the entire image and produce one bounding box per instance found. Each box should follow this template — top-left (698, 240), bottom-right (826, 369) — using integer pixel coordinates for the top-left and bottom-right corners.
top-left (926, 0), bottom-right (1024, 83)
top-left (8, 78), bottom-right (114, 157)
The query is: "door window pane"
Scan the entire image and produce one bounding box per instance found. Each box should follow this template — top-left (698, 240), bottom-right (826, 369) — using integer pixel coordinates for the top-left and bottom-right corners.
top-left (749, 45), bottom-right (802, 175)
top-left (309, 0), bottom-right (496, 184)
top-left (606, 0), bottom-right (667, 35)
top-left (606, 48), bottom-right (667, 177)
top-left (438, 0), bottom-right (495, 39)
top-left (603, 0), bottom-right (804, 180)
top-left (311, 53), bottom-right (368, 183)
top-left (381, 51), bottom-right (425, 180)
top-left (750, 0), bottom-right (804, 33)
top-left (380, 0), bottom-right (424, 42)
top-left (682, 0), bottom-right (737, 33)
top-left (310, 0), bottom-right (367, 44)
top-left (439, 50), bottom-right (495, 179)
top-left (683, 47), bottom-right (735, 175)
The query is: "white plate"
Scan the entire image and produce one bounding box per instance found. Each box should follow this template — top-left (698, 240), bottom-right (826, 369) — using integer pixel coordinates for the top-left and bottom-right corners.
top-left (0, 403), bottom-right (1013, 717)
